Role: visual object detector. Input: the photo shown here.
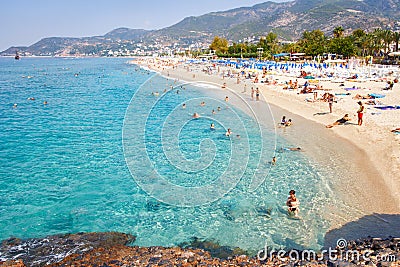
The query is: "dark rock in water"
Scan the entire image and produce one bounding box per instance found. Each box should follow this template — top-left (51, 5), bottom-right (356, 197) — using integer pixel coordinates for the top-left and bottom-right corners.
top-left (255, 206), bottom-right (272, 216)
top-left (222, 209), bottom-right (235, 221)
top-left (180, 237), bottom-right (248, 259)
top-left (146, 198), bottom-right (163, 212)
top-left (0, 232), bottom-right (135, 266)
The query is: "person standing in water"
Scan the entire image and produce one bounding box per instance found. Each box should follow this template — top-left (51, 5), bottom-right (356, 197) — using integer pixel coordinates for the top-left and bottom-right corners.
top-left (280, 116), bottom-right (286, 126)
top-left (286, 190), bottom-right (300, 217)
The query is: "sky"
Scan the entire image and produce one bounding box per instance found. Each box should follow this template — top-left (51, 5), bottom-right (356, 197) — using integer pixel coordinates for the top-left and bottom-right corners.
top-left (0, 0), bottom-right (290, 51)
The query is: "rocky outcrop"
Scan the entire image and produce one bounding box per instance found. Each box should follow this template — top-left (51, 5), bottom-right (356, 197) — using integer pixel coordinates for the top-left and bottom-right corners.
top-left (0, 233), bottom-right (399, 267)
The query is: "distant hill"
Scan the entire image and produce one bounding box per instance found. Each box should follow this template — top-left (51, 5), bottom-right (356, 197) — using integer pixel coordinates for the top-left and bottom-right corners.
top-left (2, 0), bottom-right (400, 56)
top-left (103, 28), bottom-right (149, 40)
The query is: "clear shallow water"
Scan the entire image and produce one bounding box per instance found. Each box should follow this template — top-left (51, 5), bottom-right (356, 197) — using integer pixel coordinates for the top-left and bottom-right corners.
top-left (0, 57), bottom-right (332, 253)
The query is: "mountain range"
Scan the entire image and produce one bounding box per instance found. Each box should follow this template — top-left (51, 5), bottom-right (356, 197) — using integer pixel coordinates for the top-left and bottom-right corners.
top-left (2, 0), bottom-right (400, 56)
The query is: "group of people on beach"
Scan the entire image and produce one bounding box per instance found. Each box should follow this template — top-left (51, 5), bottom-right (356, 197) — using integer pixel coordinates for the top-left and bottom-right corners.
top-left (326, 101), bottom-right (364, 128)
top-left (279, 116), bottom-right (292, 127)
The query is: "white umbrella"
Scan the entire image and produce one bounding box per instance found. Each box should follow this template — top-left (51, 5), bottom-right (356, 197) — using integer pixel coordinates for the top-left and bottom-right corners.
top-left (388, 51), bottom-right (400, 56)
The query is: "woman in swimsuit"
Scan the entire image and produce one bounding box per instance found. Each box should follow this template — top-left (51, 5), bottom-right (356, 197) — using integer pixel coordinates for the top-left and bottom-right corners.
top-left (286, 190), bottom-right (300, 216)
top-left (326, 114), bottom-right (351, 128)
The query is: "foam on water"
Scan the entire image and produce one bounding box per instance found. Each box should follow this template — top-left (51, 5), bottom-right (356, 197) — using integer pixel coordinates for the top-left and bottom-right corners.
top-left (0, 58), bottom-right (334, 253)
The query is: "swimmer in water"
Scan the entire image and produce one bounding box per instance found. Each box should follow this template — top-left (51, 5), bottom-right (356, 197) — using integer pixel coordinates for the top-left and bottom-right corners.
top-left (193, 112), bottom-right (200, 119)
top-left (286, 190), bottom-right (300, 217)
top-left (279, 147), bottom-right (302, 152)
top-left (182, 103), bottom-right (186, 109)
top-left (225, 128), bottom-right (232, 136)
top-left (272, 156), bottom-right (277, 165)
top-left (210, 123), bottom-right (215, 130)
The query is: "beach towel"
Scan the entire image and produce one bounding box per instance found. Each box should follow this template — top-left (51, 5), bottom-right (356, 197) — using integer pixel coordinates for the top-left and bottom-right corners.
top-left (344, 87), bottom-right (360, 91)
top-left (374, 105), bottom-right (400, 110)
top-left (335, 93), bottom-right (351, 96)
top-left (369, 93), bottom-right (385, 98)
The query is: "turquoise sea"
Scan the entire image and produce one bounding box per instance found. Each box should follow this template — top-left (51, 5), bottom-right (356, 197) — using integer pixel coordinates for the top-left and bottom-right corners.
top-left (0, 57), bottom-right (333, 253)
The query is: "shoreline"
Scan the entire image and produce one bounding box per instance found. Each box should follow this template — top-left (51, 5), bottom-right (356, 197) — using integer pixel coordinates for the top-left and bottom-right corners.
top-left (132, 57), bottom-right (400, 226)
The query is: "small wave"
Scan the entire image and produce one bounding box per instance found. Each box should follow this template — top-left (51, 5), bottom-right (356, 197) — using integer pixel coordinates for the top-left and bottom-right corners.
top-left (192, 83), bottom-right (219, 89)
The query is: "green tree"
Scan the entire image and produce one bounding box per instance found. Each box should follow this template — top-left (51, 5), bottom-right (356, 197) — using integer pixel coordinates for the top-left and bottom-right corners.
top-left (393, 31), bottom-right (400, 51)
top-left (333, 26), bottom-right (344, 38)
top-left (209, 36), bottom-right (229, 54)
top-left (298, 30), bottom-right (327, 56)
top-left (350, 29), bottom-right (366, 56)
top-left (381, 29), bottom-right (393, 53)
top-left (328, 37), bottom-right (356, 57)
top-left (372, 28), bottom-right (386, 55)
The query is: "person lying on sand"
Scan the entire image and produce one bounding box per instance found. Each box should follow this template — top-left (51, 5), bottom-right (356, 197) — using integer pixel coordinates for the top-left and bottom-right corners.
top-left (326, 114), bottom-right (351, 128)
top-left (391, 128), bottom-right (400, 133)
top-left (352, 94), bottom-right (374, 100)
top-left (278, 147), bottom-right (303, 152)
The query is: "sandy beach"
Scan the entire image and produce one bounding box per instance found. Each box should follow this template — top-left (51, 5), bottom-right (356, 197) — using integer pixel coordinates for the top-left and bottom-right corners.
top-left (132, 57), bottom-right (400, 233)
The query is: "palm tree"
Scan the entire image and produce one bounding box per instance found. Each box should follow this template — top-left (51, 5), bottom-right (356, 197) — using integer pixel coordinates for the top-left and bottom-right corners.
top-left (393, 31), bottom-right (400, 51)
top-left (361, 34), bottom-right (375, 57)
top-left (333, 26), bottom-right (345, 38)
top-left (372, 28), bottom-right (386, 56)
top-left (381, 29), bottom-right (393, 53)
top-left (351, 29), bottom-right (366, 56)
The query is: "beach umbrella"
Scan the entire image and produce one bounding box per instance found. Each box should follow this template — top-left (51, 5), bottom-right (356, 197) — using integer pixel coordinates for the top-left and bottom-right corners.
top-left (388, 51), bottom-right (400, 56)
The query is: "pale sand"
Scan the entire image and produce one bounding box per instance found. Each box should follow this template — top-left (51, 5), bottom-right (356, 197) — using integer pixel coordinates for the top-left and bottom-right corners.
top-left (131, 58), bottom-right (400, 230)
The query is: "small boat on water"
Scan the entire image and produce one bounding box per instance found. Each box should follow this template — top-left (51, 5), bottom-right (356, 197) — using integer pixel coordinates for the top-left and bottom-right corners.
top-left (15, 51), bottom-right (20, 60)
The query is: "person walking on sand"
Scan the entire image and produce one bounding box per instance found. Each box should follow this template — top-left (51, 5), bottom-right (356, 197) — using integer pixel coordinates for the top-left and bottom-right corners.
top-left (251, 87), bottom-right (255, 100)
top-left (357, 101), bottom-right (364, 126)
top-left (328, 94), bottom-right (334, 113)
top-left (256, 87), bottom-right (260, 101)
